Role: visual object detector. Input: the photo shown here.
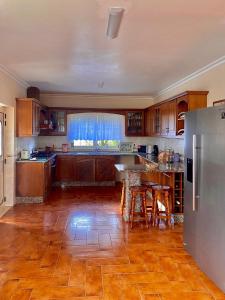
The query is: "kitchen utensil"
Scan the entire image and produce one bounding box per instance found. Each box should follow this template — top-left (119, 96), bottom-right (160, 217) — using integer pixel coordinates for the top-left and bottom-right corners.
top-left (21, 149), bottom-right (30, 160)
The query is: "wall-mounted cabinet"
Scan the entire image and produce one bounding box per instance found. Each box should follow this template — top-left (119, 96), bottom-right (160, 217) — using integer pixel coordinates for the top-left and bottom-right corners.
top-left (125, 111), bottom-right (145, 136)
top-left (16, 98), bottom-right (41, 137)
top-left (39, 108), bottom-right (67, 136)
top-left (145, 91), bottom-right (208, 138)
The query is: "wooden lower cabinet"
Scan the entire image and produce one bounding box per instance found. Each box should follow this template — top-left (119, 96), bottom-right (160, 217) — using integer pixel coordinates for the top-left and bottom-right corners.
top-left (55, 156), bottom-right (75, 182)
top-left (16, 160), bottom-right (53, 201)
top-left (75, 157), bottom-right (95, 182)
top-left (95, 156), bottom-right (116, 181)
top-left (55, 155), bottom-right (117, 183)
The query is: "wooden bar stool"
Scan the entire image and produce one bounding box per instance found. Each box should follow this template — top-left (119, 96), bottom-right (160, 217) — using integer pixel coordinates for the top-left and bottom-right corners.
top-left (141, 181), bottom-right (158, 222)
top-left (152, 185), bottom-right (172, 226)
top-left (120, 179), bottom-right (126, 217)
top-left (129, 186), bottom-right (148, 229)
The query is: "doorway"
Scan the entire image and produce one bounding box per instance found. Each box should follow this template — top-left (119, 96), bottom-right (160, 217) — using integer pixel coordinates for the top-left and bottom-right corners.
top-left (0, 112), bottom-right (4, 205)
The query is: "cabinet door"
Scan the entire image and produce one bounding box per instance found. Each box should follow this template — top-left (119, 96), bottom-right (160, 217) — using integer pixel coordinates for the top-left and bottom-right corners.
top-left (125, 111), bottom-right (145, 136)
top-left (75, 157), bottom-right (95, 182)
top-left (55, 156), bottom-right (75, 181)
top-left (160, 103), bottom-right (169, 136)
top-left (44, 161), bottom-right (52, 197)
top-left (32, 102), bottom-right (40, 136)
top-left (145, 109), bottom-right (154, 136)
top-left (168, 101), bottom-right (176, 136)
top-left (49, 110), bottom-right (67, 136)
top-left (153, 107), bottom-right (161, 136)
top-left (95, 156), bottom-right (116, 181)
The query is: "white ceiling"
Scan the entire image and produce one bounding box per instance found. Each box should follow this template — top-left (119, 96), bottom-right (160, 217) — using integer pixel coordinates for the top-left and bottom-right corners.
top-left (1, 0), bottom-right (225, 95)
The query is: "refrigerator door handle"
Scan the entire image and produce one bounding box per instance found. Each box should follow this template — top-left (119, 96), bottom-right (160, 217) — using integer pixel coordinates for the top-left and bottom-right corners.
top-left (192, 134), bottom-right (200, 211)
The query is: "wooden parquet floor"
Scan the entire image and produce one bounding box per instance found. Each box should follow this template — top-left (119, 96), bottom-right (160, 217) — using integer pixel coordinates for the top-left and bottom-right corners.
top-left (0, 186), bottom-right (224, 300)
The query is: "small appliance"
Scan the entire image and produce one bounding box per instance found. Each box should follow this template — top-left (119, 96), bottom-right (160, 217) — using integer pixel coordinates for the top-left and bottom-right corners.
top-left (21, 149), bottom-right (30, 160)
top-left (147, 145), bottom-right (153, 154)
top-left (151, 145), bottom-right (159, 156)
top-left (137, 145), bottom-right (147, 153)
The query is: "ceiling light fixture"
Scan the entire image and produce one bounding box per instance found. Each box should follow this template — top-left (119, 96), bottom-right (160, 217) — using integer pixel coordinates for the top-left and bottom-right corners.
top-left (106, 7), bottom-right (125, 39)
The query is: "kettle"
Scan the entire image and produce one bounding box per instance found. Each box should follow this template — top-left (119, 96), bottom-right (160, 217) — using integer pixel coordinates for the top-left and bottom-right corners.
top-left (21, 149), bottom-right (30, 160)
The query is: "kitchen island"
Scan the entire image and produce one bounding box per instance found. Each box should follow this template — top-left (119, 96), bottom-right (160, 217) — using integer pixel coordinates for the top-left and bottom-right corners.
top-left (115, 157), bottom-right (184, 223)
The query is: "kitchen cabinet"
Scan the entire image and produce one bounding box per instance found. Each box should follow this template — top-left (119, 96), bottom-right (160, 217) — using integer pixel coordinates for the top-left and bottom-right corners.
top-left (16, 98), bottom-right (41, 137)
top-left (16, 158), bottom-right (54, 201)
top-left (55, 156), bottom-right (75, 182)
top-left (55, 155), bottom-right (117, 184)
top-left (125, 111), bottom-right (145, 136)
top-left (144, 91), bottom-right (208, 138)
top-left (145, 108), bottom-right (154, 136)
top-left (39, 108), bottom-right (67, 136)
top-left (160, 101), bottom-right (176, 137)
top-left (95, 156), bottom-right (116, 181)
top-left (75, 157), bottom-right (95, 182)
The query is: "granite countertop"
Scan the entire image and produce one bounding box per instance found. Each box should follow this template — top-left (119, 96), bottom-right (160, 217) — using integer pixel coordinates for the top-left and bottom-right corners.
top-left (16, 151), bottom-right (136, 163)
top-left (138, 153), bottom-right (184, 173)
top-left (115, 163), bottom-right (149, 173)
top-left (16, 153), bottom-right (56, 163)
top-left (55, 151), bottom-right (136, 156)
top-left (16, 151), bottom-right (184, 173)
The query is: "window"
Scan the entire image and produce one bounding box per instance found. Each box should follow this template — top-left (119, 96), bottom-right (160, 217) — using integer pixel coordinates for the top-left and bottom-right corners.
top-left (68, 113), bottom-right (124, 150)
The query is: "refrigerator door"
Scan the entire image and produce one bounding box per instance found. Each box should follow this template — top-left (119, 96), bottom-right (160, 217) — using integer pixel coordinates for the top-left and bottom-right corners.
top-left (184, 106), bottom-right (225, 292)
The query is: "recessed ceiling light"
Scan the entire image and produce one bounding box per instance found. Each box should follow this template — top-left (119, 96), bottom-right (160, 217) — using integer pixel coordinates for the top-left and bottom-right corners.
top-left (106, 7), bottom-right (125, 39)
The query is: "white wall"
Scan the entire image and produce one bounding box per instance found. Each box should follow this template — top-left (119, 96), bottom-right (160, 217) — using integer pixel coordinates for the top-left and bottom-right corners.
top-left (0, 68), bottom-right (30, 206)
top-left (40, 93), bottom-right (154, 109)
top-left (154, 61), bottom-right (225, 106)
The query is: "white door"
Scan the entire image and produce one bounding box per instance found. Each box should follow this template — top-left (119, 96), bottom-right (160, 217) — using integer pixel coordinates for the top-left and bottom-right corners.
top-left (0, 113), bottom-right (4, 205)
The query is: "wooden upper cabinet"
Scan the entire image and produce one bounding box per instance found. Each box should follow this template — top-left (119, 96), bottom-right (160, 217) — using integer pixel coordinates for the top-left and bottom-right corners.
top-left (95, 156), bottom-right (116, 181)
top-left (125, 111), bottom-right (145, 136)
top-left (39, 108), bottom-right (67, 136)
top-left (145, 108), bottom-right (154, 136)
top-left (75, 156), bottom-right (95, 182)
top-left (16, 98), bottom-right (41, 137)
top-left (55, 156), bottom-right (75, 182)
top-left (160, 103), bottom-right (169, 136)
top-left (144, 91), bottom-right (208, 138)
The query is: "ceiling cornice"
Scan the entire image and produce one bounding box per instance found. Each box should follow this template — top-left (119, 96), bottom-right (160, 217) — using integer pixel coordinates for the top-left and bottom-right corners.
top-left (0, 64), bottom-right (29, 88)
top-left (156, 55), bottom-right (225, 98)
top-left (40, 92), bottom-right (154, 100)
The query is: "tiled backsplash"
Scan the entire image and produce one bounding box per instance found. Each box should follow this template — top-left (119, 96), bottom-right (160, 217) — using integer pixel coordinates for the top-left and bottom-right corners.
top-left (16, 137), bottom-right (37, 156)
top-left (37, 136), bottom-right (184, 154)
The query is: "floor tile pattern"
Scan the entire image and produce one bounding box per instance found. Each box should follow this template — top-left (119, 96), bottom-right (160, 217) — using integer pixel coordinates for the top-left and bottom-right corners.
top-left (0, 187), bottom-right (224, 300)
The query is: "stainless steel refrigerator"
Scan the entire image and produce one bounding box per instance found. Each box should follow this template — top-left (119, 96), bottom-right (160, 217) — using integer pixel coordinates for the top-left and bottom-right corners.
top-left (184, 106), bottom-right (225, 293)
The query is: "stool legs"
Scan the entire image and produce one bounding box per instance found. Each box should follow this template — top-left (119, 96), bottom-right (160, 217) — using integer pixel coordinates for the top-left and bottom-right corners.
top-left (152, 189), bottom-right (172, 227)
top-left (121, 180), bottom-right (126, 216)
top-left (129, 189), bottom-right (149, 229)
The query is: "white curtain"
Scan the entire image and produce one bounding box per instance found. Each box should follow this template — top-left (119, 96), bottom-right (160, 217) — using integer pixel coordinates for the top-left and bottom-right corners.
top-left (67, 113), bottom-right (124, 141)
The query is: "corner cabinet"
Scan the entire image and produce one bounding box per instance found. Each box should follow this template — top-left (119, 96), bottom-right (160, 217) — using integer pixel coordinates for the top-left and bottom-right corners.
top-left (16, 98), bottom-right (41, 137)
top-left (125, 111), bottom-right (145, 136)
top-left (145, 91), bottom-right (208, 138)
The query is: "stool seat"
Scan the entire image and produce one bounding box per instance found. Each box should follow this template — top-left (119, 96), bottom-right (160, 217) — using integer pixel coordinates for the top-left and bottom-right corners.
top-left (142, 181), bottom-right (158, 187)
top-left (152, 185), bottom-right (170, 191)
